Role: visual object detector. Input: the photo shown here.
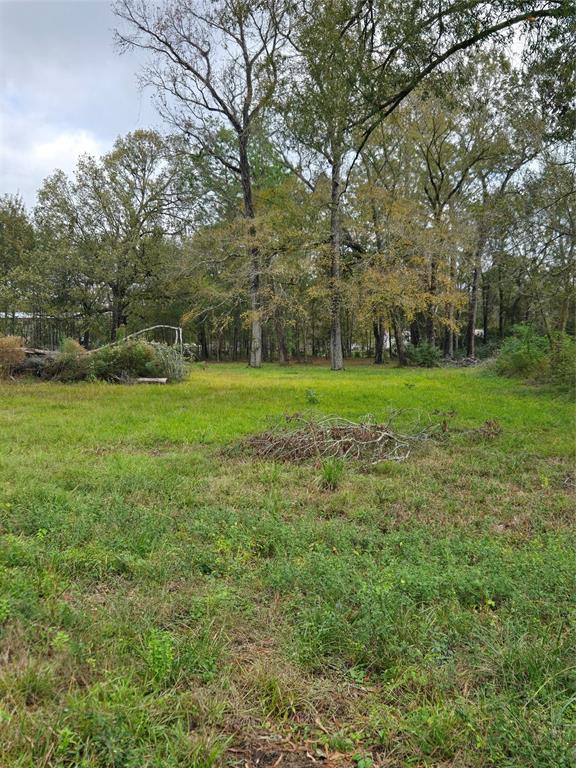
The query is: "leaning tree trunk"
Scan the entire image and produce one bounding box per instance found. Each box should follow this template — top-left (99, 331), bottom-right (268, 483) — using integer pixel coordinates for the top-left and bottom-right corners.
top-left (239, 137), bottom-right (262, 368)
top-left (329, 154), bottom-right (344, 371)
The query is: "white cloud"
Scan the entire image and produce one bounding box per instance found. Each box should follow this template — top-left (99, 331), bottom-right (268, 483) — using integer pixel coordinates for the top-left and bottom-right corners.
top-left (0, 0), bottom-right (158, 208)
top-left (0, 99), bottom-right (106, 207)
top-left (32, 130), bottom-right (103, 167)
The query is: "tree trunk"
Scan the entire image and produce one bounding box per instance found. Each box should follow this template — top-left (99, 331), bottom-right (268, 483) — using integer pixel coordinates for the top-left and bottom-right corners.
top-left (444, 252), bottom-right (456, 357)
top-left (466, 264), bottom-right (480, 358)
top-left (426, 256), bottom-right (437, 346)
top-left (393, 316), bottom-right (406, 365)
top-left (329, 154), bottom-right (344, 371)
top-left (276, 317), bottom-right (289, 365)
top-left (482, 276), bottom-right (490, 345)
top-left (239, 137), bottom-right (262, 368)
top-left (373, 318), bottom-right (385, 364)
top-left (199, 321), bottom-right (209, 360)
top-left (498, 267), bottom-right (505, 339)
top-left (110, 288), bottom-right (126, 342)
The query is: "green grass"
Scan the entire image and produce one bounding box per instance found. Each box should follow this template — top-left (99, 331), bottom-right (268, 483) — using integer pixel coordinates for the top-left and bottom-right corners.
top-left (0, 363), bottom-right (574, 767)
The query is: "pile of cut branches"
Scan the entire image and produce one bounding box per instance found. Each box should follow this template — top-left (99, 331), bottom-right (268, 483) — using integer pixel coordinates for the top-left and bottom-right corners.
top-left (241, 413), bottom-right (441, 465)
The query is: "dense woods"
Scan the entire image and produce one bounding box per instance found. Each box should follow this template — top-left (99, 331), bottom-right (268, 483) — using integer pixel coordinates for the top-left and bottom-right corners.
top-left (1, 1), bottom-right (574, 369)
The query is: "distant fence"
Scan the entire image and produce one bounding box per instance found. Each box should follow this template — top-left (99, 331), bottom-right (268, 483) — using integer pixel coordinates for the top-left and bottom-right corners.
top-left (0, 313), bottom-right (78, 350)
top-left (1, 315), bottom-right (191, 353)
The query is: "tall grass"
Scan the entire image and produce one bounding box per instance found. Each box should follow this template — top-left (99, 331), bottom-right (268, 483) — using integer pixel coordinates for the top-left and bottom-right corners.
top-left (0, 365), bottom-right (574, 766)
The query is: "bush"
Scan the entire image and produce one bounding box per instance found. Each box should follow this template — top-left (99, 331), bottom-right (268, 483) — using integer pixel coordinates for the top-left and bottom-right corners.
top-left (474, 339), bottom-right (502, 360)
top-left (146, 342), bottom-right (187, 382)
top-left (0, 335), bottom-right (25, 378)
top-left (41, 339), bottom-right (187, 383)
top-left (548, 335), bottom-right (576, 395)
top-left (405, 341), bottom-right (442, 368)
top-left (494, 325), bottom-right (549, 378)
top-left (44, 338), bottom-right (92, 381)
top-left (494, 325), bottom-right (575, 394)
top-left (91, 340), bottom-right (157, 381)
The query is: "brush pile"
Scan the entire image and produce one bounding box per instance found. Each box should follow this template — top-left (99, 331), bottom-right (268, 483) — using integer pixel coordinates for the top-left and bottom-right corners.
top-left (242, 413), bottom-right (440, 465)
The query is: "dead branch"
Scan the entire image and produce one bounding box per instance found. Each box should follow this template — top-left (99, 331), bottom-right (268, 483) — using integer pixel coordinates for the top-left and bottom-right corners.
top-left (240, 413), bottom-right (441, 465)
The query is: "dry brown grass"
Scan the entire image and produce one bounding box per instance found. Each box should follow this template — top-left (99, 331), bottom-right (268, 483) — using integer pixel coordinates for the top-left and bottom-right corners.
top-left (0, 336), bottom-right (25, 378)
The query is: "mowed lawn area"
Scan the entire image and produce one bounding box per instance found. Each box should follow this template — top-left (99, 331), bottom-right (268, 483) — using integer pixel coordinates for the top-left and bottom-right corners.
top-left (0, 364), bottom-right (574, 767)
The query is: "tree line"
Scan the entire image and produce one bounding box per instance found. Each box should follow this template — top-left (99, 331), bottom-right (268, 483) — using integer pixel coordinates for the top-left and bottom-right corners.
top-left (1, 0), bottom-right (574, 369)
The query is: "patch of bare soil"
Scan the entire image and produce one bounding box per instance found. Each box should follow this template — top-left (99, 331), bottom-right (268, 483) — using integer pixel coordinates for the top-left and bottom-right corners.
top-left (228, 744), bottom-right (355, 768)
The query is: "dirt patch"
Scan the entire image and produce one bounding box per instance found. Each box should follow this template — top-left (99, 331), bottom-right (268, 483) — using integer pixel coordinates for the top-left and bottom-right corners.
top-left (229, 745), bottom-right (355, 768)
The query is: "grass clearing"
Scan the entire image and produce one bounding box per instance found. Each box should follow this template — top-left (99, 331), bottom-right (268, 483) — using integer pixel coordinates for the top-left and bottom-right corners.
top-left (0, 363), bottom-right (574, 766)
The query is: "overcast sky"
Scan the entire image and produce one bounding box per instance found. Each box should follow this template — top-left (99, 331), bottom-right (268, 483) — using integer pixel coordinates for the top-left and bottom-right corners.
top-left (0, 0), bottom-right (159, 207)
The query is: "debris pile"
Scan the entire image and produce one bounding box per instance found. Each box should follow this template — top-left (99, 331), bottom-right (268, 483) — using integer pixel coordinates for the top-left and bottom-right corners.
top-left (241, 413), bottom-right (440, 465)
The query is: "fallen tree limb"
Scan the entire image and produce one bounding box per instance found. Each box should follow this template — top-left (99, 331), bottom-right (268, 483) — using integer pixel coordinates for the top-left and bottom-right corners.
top-left (240, 413), bottom-right (441, 465)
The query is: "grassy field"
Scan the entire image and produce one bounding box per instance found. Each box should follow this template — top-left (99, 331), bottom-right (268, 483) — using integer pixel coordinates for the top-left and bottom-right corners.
top-left (0, 363), bottom-right (574, 767)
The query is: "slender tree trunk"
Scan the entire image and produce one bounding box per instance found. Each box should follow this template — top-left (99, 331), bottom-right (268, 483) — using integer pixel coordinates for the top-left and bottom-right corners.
top-left (465, 212), bottom-right (488, 357)
top-left (426, 206), bottom-right (445, 347)
top-left (426, 256), bottom-right (437, 346)
top-left (366, 160), bottom-right (387, 367)
top-left (373, 318), bottom-right (385, 364)
top-left (249, 270), bottom-right (262, 366)
top-left (466, 264), bottom-right (480, 358)
top-left (232, 312), bottom-right (239, 361)
top-left (276, 317), bottom-right (289, 365)
top-left (444, 253), bottom-right (456, 357)
top-left (498, 266), bottom-right (505, 339)
top-left (393, 316), bottom-right (406, 365)
top-left (329, 153), bottom-right (344, 371)
top-left (482, 276), bottom-right (490, 344)
top-left (239, 137), bottom-right (262, 368)
top-left (110, 288), bottom-right (125, 342)
top-left (199, 322), bottom-right (209, 360)
top-left (558, 292), bottom-right (570, 333)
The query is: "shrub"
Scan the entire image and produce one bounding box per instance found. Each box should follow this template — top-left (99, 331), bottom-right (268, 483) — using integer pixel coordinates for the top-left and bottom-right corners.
top-left (405, 341), bottom-right (442, 368)
top-left (91, 340), bottom-right (157, 381)
top-left (0, 335), bottom-right (25, 378)
top-left (147, 342), bottom-right (187, 382)
top-left (39, 339), bottom-right (187, 383)
top-left (548, 334), bottom-right (576, 394)
top-left (91, 340), bottom-right (187, 382)
top-left (44, 338), bottom-right (92, 381)
top-left (494, 325), bottom-right (575, 394)
top-left (494, 325), bottom-right (549, 378)
top-left (475, 339), bottom-right (502, 360)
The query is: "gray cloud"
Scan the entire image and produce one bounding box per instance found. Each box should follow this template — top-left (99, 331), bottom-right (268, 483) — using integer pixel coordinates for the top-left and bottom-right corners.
top-left (0, 0), bottom-right (159, 207)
